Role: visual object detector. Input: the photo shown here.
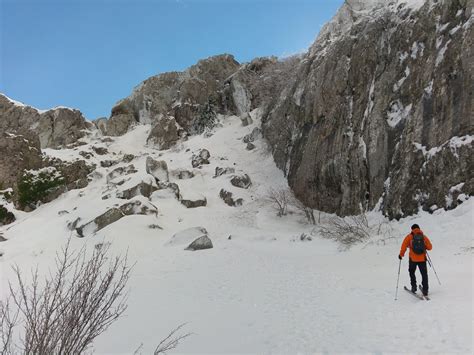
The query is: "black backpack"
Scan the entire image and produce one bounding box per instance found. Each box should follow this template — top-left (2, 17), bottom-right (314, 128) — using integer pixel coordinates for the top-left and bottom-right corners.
top-left (411, 233), bottom-right (426, 254)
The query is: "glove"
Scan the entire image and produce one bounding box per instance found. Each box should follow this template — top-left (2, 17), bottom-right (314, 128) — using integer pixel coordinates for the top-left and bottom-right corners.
top-left (398, 255), bottom-right (402, 260)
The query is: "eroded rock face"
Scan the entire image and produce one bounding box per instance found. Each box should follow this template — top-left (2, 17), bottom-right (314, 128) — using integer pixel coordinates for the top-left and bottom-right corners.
top-left (0, 94), bottom-right (88, 148)
top-left (260, 0), bottom-right (473, 218)
top-left (107, 54), bottom-right (240, 137)
top-left (0, 132), bottom-right (43, 189)
top-left (147, 117), bottom-right (182, 149)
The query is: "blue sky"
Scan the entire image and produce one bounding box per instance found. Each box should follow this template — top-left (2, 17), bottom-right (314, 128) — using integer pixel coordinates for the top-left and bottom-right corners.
top-left (1, 0), bottom-right (343, 119)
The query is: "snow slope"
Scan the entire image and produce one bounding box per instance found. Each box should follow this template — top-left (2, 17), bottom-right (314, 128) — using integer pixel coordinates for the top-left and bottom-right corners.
top-left (0, 112), bottom-right (472, 354)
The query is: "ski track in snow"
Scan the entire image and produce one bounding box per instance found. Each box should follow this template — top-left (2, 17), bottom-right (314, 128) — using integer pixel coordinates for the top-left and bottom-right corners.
top-left (0, 113), bottom-right (472, 354)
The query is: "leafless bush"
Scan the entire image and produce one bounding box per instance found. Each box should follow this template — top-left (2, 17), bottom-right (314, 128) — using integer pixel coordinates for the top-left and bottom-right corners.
top-left (318, 214), bottom-right (371, 248)
top-left (0, 297), bottom-right (19, 355)
top-left (292, 197), bottom-right (318, 225)
top-left (1, 240), bottom-right (132, 354)
top-left (267, 188), bottom-right (292, 217)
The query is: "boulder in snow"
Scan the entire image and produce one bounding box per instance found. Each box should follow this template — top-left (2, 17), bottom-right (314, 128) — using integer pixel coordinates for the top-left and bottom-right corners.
top-left (219, 189), bottom-right (243, 207)
top-left (106, 164), bottom-right (138, 185)
top-left (146, 157), bottom-right (169, 183)
top-left (180, 192), bottom-right (207, 208)
top-left (116, 181), bottom-right (158, 199)
top-left (214, 166), bottom-right (235, 178)
top-left (230, 174), bottom-right (252, 189)
top-left (76, 198), bottom-right (157, 237)
top-left (243, 127), bottom-right (262, 143)
top-left (185, 235), bottom-right (213, 251)
top-left (191, 149), bottom-right (210, 168)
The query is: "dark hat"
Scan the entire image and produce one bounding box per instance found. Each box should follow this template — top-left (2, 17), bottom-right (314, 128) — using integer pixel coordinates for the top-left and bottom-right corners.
top-left (411, 224), bottom-right (420, 230)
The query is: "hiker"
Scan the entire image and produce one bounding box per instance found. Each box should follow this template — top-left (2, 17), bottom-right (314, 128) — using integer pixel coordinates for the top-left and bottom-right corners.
top-left (398, 224), bottom-right (432, 296)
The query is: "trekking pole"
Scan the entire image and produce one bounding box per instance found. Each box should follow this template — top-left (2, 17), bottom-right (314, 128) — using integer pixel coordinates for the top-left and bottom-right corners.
top-left (426, 252), bottom-right (441, 285)
top-left (395, 259), bottom-right (402, 300)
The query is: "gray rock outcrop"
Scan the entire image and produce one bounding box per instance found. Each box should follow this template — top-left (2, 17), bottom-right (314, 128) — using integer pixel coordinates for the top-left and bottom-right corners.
top-left (147, 117), bottom-right (182, 149)
top-left (106, 54), bottom-right (240, 137)
top-left (0, 132), bottom-right (43, 189)
top-left (258, 0), bottom-right (473, 218)
top-left (0, 94), bottom-right (88, 148)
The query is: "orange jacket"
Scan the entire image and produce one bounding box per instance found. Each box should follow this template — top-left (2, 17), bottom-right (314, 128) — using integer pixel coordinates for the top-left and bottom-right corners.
top-left (399, 228), bottom-right (432, 262)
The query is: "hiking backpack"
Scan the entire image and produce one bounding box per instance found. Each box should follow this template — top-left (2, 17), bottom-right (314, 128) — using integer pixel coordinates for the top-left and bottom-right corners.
top-left (411, 233), bottom-right (426, 254)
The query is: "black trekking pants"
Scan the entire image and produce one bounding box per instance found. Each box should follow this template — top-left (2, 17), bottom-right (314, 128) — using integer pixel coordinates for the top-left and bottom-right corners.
top-left (409, 259), bottom-right (428, 293)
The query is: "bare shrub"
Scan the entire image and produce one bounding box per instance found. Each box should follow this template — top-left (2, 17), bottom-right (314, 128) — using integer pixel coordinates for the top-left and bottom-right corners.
top-left (292, 197), bottom-right (318, 225)
top-left (318, 214), bottom-right (371, 248)
top-left (0, 297), bottom-right (19, 355)
top-left (1, 240), bottom-right (132, 354)
top-left (267, 188), bottom-right (291, 217)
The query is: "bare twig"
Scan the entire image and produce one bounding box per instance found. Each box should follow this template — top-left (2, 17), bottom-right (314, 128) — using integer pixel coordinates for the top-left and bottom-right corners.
top-left (154, 323), bottom-right (192, 355)
top-left (267, 188), bottom-right (292, 217)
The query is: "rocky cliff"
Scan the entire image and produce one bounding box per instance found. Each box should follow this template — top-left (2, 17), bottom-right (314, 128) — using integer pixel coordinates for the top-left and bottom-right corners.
top-left (261, 0), bottom-right (473, 219)
top-left (0, 94), bottom-right (90, 149)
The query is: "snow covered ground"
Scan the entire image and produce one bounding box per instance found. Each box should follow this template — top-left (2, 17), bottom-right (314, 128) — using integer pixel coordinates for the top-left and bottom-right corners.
top-left (1, 113), bottom-right (472, 354)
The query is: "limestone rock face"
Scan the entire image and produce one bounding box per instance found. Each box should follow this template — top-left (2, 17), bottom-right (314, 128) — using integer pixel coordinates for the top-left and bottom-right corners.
top-left (106, 54), bottom-right (241, 139)
top-left (0, 94), bottom-right (88, 148)
top-left (0, 132), bottom-right (43, 189)
top-left (147, 117), bottom-right (181, 149)
top-left (259, 0), bottom-right (473, 218)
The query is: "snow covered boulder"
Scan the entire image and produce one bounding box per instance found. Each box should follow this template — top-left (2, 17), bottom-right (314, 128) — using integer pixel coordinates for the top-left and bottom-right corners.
top-left (76, 198), bottom-right (157, 237)
top-left (167, 227), bottom-right (213, 251)
top-left (100, 160), bottom-right (119, 168)
top-left (156, 182), bottom-right (181, 200)
top-left (147, 117), bottom-right (181, 150)
top-left (92, 146), bottom-right (108, 155)
top-left (214, 167), bottom-right (235, 178)
top-left (116, 181), bottom-right (158, 199)
top-left (180, 193), bottom-right (207, 208)
top-left (0, 205), bottom-right (15, 226)
top-left (246, 142), bottom-right (256, 151)
top-left (174, 169), bottom-right (195, 180)
top-left (219, 189), bottom-right (243, 207)
top-left (230, 174), bottom-right (252, 189)
top-left (185, 235), bottom-right (213, 251)
top-left (191, 149), bottom-right (210, 168)
top-left (242, 127), bottom-right (262, 143)
top-left (106, 164), bottom-right (138, 185)
top-left (146, 157), bottom-right (169, 183)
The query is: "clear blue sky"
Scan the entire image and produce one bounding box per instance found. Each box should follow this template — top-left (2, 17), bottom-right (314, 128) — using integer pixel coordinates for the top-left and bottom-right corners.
top-left (1, 0), bottom-right (343, 119)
